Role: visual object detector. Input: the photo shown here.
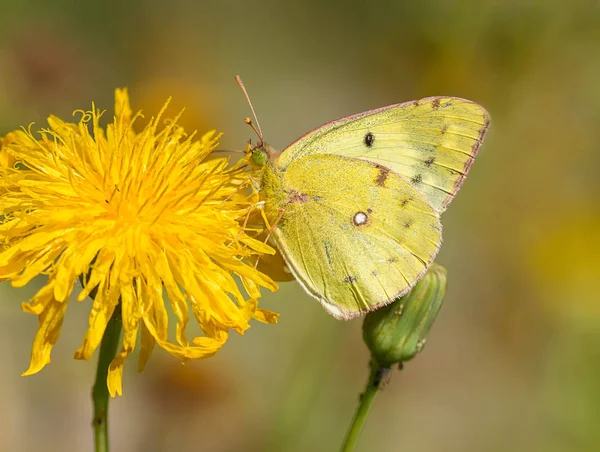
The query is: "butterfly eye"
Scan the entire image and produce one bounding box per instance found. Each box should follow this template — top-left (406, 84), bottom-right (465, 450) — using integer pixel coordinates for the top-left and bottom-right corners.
top-left (251, 149), bottom-right (268, 167)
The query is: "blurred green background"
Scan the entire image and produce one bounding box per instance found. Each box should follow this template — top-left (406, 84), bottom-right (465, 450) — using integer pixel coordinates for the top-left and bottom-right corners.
top-left (1, 1), bottom-right (599, 451)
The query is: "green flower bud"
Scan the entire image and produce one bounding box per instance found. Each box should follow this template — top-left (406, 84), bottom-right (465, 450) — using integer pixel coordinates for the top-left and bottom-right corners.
top-left (362, 263), bottom-right (447, 367)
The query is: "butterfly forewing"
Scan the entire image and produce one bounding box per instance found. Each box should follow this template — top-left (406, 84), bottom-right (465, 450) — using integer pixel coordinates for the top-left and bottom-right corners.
top-left (276, 97), bottom-right (489, 212)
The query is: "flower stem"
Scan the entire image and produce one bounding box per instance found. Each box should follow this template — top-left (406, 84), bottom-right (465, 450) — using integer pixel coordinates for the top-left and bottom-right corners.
top-left (340, 360), bottom-right (391, 452)
top-left (92, 304), bottom-right (122, 452)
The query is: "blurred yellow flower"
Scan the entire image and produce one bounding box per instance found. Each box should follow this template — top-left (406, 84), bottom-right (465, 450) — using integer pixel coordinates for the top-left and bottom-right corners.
top-left (0, 89), bottom-right (278, 396)
top-left (529, 210), bottom-right (600, 325)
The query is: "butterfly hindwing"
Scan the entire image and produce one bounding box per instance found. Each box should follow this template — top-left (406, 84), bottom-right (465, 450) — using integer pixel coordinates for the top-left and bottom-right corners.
top-left (276, 97), bottom-right (489, 212)
top-left (263, 154), bottom-right (442, 319)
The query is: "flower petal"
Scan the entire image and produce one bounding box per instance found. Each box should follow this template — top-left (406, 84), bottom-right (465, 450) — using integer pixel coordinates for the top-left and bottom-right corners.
top-left (22, 294), bottom-right (68, 376)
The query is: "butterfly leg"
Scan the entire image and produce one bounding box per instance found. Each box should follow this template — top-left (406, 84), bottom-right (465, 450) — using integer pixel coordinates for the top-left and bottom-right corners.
top-left (227, 202), bottom-right (256, 247)
top-left (259, 207), bottom-right (284, 237)
top-left (223, 174), bottom-right (253, 203)
top-left (254, 207), bottom-right (285, 269)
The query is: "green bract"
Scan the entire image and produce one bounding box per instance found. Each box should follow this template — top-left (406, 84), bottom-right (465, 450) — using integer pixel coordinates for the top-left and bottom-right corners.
top-left (362, 263), bottom-right (447, 366)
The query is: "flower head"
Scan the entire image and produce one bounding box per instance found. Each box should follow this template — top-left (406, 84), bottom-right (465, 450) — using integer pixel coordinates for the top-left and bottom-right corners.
top-left (0, 89), bottom-right (278, 396)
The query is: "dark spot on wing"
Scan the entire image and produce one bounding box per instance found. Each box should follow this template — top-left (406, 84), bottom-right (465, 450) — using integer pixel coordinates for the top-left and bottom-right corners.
top-left (387, 257), bottom-right (398, 263)
top-left (411, 174), bottom-right (423, 184)
top-left (370, 270), bottom-right (379, 277)
top-left (424, 157), bottom-right (435, 167)
top-left (431, 98), bottom-right (441, 110)
top-left (412, 100), bottom-right (420, 107)
top-left (375, 165), bottom-right (390, 187)
top-left (404, 219), bottom-right (413, 229)
top-left (343, 275), bottom-right (357, 283)
top-left (401, 198), bottom-right (411, 207)
top-left (441, 124), bottom-right (448, 135)
top-left (323, 241), bottom-right (333, 267)
top-left (364, 132), bottom-right (375, 148)
top-left (287, 190), bottom-right (310, 203)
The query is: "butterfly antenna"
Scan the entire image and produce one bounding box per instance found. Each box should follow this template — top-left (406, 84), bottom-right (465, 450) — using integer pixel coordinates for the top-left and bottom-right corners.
top-left (235, 75), bottom-right (264, 145)
top-left (213, 149), bottom-right (245, 154)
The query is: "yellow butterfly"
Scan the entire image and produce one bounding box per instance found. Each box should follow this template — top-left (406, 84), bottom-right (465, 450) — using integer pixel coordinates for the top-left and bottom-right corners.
top-left (239, 78), bottom-right (489, 319)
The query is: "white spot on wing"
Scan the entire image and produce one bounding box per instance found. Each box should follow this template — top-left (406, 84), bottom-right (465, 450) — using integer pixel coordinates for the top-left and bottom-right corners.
top-left (353, 212), bottom-right (368, 226)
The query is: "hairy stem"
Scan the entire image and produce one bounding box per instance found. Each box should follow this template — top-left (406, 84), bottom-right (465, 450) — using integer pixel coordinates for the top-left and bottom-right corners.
top-left (340, 361), bottom-right (391, 452)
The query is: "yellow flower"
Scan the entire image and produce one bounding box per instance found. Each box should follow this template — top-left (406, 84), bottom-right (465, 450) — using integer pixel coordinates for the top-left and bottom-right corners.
top-left (0, 89), bottom-right (279, 396)
top-left (0, 133), bottom-right (17, 169)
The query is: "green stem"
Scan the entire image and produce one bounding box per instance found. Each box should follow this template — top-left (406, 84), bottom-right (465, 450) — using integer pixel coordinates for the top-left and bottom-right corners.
top-left (340, 361), bottom-right (391, 452)
top-left (92, 303), bottom-right (122, 452)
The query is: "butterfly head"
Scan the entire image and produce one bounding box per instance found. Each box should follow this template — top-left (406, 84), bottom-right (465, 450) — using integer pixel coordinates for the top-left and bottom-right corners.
top-left (246, 141), bottom-right (279, 168)
top-left (250, 145), bottom-right (268, 168)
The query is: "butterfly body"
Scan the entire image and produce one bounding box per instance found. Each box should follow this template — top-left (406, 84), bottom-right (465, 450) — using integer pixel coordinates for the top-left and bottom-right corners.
top-left (249, 97), bottom-right (489, 319)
